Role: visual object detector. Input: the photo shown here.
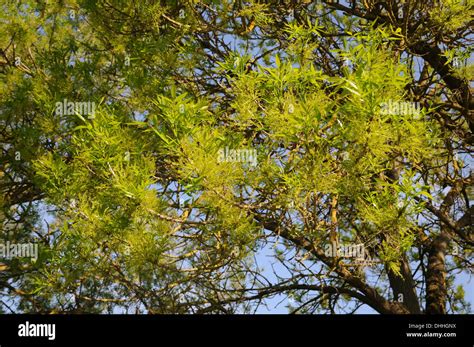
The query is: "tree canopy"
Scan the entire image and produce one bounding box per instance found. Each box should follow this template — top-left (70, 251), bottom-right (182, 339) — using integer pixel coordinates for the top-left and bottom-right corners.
top-left (0, 0), bottom-right (473, 314)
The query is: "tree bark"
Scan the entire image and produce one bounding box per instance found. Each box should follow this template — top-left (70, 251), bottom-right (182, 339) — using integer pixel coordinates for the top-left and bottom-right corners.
top-left (425, 230), bottom-right (450, 314)
top-left (386, 255), bottom-right (421, 314)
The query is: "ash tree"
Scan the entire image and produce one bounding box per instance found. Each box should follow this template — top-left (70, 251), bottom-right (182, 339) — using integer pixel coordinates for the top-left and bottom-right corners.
top-left (0, 0), bottom-right (472, 314)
